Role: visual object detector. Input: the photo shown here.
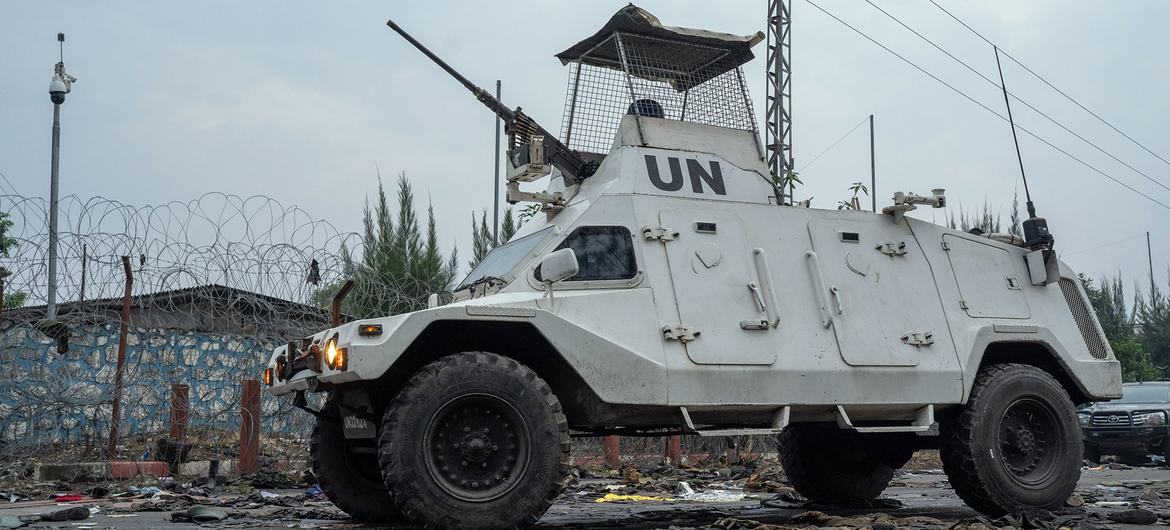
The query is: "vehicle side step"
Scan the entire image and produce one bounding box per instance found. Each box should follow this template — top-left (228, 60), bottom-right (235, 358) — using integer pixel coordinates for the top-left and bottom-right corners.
top-left (834, 404), bottom-right (935, 433)
top-left (678, 406), bottom-right (790, 437)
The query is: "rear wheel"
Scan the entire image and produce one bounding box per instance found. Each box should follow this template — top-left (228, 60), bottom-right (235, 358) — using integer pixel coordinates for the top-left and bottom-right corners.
top-left (310, 401), bottom-right (403, 522)
top-left (779, 425), bottom-right (899, 502)
top-left (940, 364), bottom-right (1081, 516)
top-left (378, 352), bottom-right (570, 529)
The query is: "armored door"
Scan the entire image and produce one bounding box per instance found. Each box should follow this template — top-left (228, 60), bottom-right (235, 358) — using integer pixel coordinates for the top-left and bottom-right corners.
top-left (806, 219), bottom-right (953, 367)
top-left (658, 209), bottom-right (775, 365)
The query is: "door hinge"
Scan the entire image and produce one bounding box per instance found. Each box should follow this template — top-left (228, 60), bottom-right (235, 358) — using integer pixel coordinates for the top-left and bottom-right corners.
top-left (662, 325), bottom-right (700, 342)
top-left (941, 240), bottom-right (952, 251)
top-left (876, 241), bottom-right (908, 256)
top-left (901, 330), bottom-right (935, 347)
top-left (958, 299), bottom-right (969, 310)
top-left (642, 226), bottom-right (679, 241)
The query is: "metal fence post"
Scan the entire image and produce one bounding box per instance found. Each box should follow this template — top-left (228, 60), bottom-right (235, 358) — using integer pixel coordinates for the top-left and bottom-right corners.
top-left (169, 383), bottom-right (189, 440)
top-left (603, 435), bottom-right (620, 469)
top-left (238, 379), bottom-right (261, 475)
top-left (107, 256), bottom-right (132, 459)
top-left (666, 435), bottom-right (682, 466)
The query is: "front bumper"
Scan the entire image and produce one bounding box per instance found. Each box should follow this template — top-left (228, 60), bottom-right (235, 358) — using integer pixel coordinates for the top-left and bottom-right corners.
top-left (264, 315), bottom-right (408, 396)
top-left (1082, 426), bottom-right (1169, 452)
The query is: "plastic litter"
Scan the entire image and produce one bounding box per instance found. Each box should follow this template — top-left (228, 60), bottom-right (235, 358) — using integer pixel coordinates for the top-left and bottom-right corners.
top-left (305, 484), bottom-right (326, 500)
top-left (594, 493), bottom-right (673, 503)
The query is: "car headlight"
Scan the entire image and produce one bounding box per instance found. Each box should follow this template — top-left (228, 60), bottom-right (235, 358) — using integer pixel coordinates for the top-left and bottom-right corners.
top-left (323, 335), bottom-right (348, 371)
top-left (1077, 413), bottom-right (1091, 426)
top-left (325, 337), bottom-right (338, 367)
top-left (1138, 411), bottom-right (1166, 426)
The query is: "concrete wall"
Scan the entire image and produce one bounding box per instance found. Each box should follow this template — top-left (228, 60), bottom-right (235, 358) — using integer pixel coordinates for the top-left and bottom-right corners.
top-left (0, 323), bottom-right (311, 450)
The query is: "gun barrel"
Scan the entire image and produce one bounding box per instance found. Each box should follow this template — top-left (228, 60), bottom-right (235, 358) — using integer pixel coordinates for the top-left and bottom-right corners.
top-left (385, 18), bottom-right (514, 123)
top-left (384, 17), bottom-right (596, 182)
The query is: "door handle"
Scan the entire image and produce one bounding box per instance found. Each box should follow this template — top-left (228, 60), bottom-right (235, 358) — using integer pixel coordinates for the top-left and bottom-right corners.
top-left (748, 282), bottom-right (767, 312)
top-left (752, 248), bottom-right (781, 328)
top-left (830, 286), bottom-right (843, 315)
top-left (805, 250), bottom-right (834, 328)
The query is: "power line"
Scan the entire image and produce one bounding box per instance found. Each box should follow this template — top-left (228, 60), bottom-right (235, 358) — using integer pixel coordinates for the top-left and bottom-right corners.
top-left (1060, 233), bottom-right (1146, 257)
top-left (802, 0), bottom-right (1170, 212)
top-left (928, 0), bottom-right (1170, 169)
top-left (798, 116), bottom-right (869, 172)
top-left (865, 0), bottom-right (1170, 194)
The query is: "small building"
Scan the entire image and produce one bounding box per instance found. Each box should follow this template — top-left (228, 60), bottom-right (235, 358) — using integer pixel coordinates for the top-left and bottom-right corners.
top-left (0, 284), bottom-right (335, 449)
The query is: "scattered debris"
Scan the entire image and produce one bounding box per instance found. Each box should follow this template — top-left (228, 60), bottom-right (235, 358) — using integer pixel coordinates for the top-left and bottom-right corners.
top-left (594, 493), bottom-right (672, 503)
top-left (1107, 507), bottom-right (1159, 525)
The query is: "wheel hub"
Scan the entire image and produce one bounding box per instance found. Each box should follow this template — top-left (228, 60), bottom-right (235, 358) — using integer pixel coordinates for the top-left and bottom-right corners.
top-left (424, 394), bottom-right (529, 502)
top-left (1008, 427), bottom-right (1038, 455)
top-left (998, 398), bottom-right (1058, 482)
top-left (461, 431), bottom-right (497, 463)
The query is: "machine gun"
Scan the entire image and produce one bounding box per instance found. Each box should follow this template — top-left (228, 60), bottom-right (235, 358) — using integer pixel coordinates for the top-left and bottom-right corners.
top-left (386, 18), bottom-right (598, 191)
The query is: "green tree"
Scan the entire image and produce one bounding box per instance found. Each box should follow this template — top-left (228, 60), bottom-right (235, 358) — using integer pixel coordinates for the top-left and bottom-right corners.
top-left (947, 200), bottom-right (1012, 235)
top-left (467, 207), bottom-right (521, 269)
top-left (0, 211), bottom-right (26, 309)
top-left (469, 211), bottom-right (493, 269)
top-left (1008, 190), bottom-right (1023, 238)
top-left (1081, 274), bottom-right (1159, 381)
top-left (499, 207), bottom-right (517, 244)
top-left (317, 173), bottom-right (458, 318)
top-left (1136, 273), bottom-right (1170, 378)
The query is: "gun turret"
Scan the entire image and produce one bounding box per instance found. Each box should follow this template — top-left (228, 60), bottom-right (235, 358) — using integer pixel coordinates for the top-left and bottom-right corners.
top-left (385, 18), bottom-right (598, 184)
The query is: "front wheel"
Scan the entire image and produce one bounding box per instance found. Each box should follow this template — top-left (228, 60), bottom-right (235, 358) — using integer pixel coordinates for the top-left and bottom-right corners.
top-left (378, 352), bottom-right (570, 529)
top-left (940, 364), bottom-right (1082, 516)
top-left (310, 401), bottom-right (403, 522)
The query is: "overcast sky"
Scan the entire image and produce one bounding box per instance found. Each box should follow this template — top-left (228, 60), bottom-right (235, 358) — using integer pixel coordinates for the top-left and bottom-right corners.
top-left (1, 1), bottom-right (1167, 295)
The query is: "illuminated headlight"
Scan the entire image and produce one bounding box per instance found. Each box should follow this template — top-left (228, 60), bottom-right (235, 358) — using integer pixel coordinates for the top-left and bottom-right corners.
top-left (325, 337), bottom-right (338, 367)
top-left (1138, 411), bottom-right (1166, 426)
top-left (323, 336), bottom-right (348, 371)
top-left (1077, 413), bottom-right (1091, 426)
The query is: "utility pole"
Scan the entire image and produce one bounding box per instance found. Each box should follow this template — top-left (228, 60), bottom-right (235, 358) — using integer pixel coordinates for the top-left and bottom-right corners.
top-left (46, 32), bottom-right (75, 320)
top-left (869, 114), bottom-right (876, 212)
top-left (493, 80), bottom-right (502, 245)
top-left (1148, 231), bottom-right (1155, 299)
top-left (765, 0), bottom-right (792, 203)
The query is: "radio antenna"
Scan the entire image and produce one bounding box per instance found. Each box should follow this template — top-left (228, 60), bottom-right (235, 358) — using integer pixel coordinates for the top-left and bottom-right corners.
top-left (994, 46), bottom-right (1052, 248)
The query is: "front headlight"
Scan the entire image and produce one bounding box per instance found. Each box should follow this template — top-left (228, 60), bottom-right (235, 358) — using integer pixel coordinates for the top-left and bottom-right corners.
top-left (1139, 411), bottom-right (1166, 426)
top-left (322, 335), bottom-right (348, 370)
top-left (325, 337), bottom-right (339, 368)
top-left (1077, 413), bottom-right (1091, 426)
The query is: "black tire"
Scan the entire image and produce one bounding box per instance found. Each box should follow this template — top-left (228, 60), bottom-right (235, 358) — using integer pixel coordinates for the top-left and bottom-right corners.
top-left (940, 364), bottom-right (1081, 516)
top-left (310, 401), bottom-right (404, 522)
top-left (779, 424), bottom-right (897, 502)
top-left (378, 352), bottom-right (570, 529)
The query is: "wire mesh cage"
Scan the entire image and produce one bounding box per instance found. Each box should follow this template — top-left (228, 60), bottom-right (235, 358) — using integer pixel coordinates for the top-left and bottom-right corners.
top-left (559, 31), bottom-right (759, 155)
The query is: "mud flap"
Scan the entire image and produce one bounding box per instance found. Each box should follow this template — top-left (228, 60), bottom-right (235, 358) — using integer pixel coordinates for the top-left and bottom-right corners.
top-left (338, 391), bottom-right (377, 439)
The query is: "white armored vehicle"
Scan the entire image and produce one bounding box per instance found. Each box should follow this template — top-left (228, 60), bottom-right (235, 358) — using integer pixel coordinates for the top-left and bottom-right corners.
top-left (265, 6), bottom-right (1121, 528)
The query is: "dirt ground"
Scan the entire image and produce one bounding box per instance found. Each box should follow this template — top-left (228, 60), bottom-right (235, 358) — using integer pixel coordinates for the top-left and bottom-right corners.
top-left (2, 453), bottom-right (1169, 529)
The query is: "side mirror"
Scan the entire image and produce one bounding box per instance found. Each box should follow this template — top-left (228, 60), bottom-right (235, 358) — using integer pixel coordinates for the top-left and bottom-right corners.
top-left (538, 248), bottom-right (578, 284)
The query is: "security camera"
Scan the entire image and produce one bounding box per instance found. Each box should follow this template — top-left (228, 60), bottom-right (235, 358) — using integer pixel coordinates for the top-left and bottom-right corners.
top-left (49, 75), bottom-right (67, 103)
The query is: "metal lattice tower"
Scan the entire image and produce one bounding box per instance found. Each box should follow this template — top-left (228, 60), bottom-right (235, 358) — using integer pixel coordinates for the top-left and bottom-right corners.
top-left (765, 0), bottom-right (792, 202)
